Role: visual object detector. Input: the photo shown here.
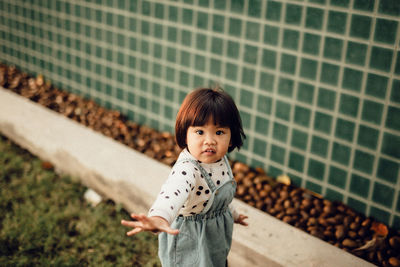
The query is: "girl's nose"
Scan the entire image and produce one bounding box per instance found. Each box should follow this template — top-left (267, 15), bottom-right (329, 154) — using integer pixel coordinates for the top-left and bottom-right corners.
top-left (204, 135), bottom-right (216, 145)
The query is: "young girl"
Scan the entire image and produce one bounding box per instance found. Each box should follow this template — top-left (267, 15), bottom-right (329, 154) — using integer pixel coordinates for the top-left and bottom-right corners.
top-left (121, 87), bottom-right (248, 266)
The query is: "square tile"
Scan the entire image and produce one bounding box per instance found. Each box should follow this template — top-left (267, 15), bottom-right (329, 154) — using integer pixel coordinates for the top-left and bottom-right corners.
top-left (314, 112), bottom-right (332, 134)
top-left (212, 14), bottom-right (224, 33)
top-left (259, 72), bottom-right (275, 92)
top-left (350, 173), bottom-right (370, 198)
top-left (263, 25), bottom-right (279, 46)
top-left (396, 52), bottom-right (400, 75)
top-left (275, 100), bottom-right (291, 121)
top-left (305, 7), bottom-right (324, 30)
top-left (323, 37), bottom-right (343, 61)
top-left (311, 135), bottom-right (329, 157)
top-left (370, 46), bottom-right (393, 72)
top-left (231, 0), bottom-right (245, 14)
top-left (386, 106), bottom-right (400, 131)
top-left (225, 62), bottom-right (238, 81)
top-left (294, 106), bottom-right (311, 127)
top-left (240, 89), bottom-right (254, 108)
top-left (155, 4), bottom-right (164, 19)
top-left (342, 67), bottom-right (363, 92)
top-left (257, 95), bottom-right (272, 115)
top-left (320, 63), bottom-right (339, 86)
top-left (335, 118), bottom-right (355, 142)
top-left (328, 166), bottom-right (347, 189)
top-left (282, 29), bottom-right (300, 50)
top-left (377, 158), bottom-right (399, 184)
top-left (273, 122), bottom-right (288, 142)
top-left (308, 158), bottom-right (325, 180)
top-left (325, 188), bottom-right (343, 202)
top-left (253, 138), bottom-right (267, 157)
top-left (246, 21), bottom-right (260, 41)
top-left (227, 40), bottom-right (240, 59)
top-left (168, 6), bottom-right (178, 22)
top-left (196, 33), bottom-right (207, 51)
top-left (357, 124), bottom-right (379, 150)
top-left (327, 11), bottom-right (347, 34)
top-left (330, 0), bottom-right (349, 7)
top-left (372, 182), bottom-right (395, 208)
top-left (278, 77), bottom-right (294, 98)
top-left (280, 53), bottom-right (297, 74)
top-left (305, 181), bottom-right (322, 194)
top-left (353, 0), bottom-right (374, 11)
top-left (365, 73), bottom-right (388, 99)
top-left (229, 18), bottom-right (242, 37)
top-left (347, 197), bottom-right (367, 214)
top-left (270, 144), bottom-right (286, 164)
top-left (244, 45), bottom-right (258, 64)
top-left (339, 93), bottom-right (359, 117)
top-left (350, 14), bottom-right (371, 39)
top-left (242, 67), bottom-right (256, 86)
top-left (291, 128), bottom-right (308, 150)
top-left (317, 87), bottom-right (336, 110)
top-left (179, 71), bottom-right (189, 86)
top-left (180, 51), bottom-right (191, 67)
top-left (285, 4), bottom-right (303, 25)
top-left (331, 142), bottom-right (351, 165)
top-left (248, 0), bottom-right (262, 17)
top-left (211, 37), bottom-right (223, 54)
top-left (167, 27), bottom-right (177, 42)
top-left (266, 0), bottom-right (282, 21)
top-left (374, 18), bottom-right (398, 44)
top-left (378, 0), bottom-right (400, 16)
top-left (210, 59), bottom-right (222, 76)
top-left (194, 54), bottom-right (206, 71)
top-left (289, 151), bottom-right (305, 172)
top-left (300, 58), bottom-right (318, 80)
top-left (353, 150), bottom-right (374, 174)
top-left (346, 41), bottom-right (367, 66)
top-left (297, 82), bottom-right (314, 104)
top-left (197, 11), bottom-right (208, 29)
top-left (214, 0), bottom-right (226, 9)
top-left (255, 116), bottom-right (270, 134)
top-left (381, 132), bottom-right (400, 159)
top-left (361, 100), bottom-right (383, 125)
top-left (262, 48), bottom-right (277, 69)
top-left (302, 33), bottom-right (321, 55)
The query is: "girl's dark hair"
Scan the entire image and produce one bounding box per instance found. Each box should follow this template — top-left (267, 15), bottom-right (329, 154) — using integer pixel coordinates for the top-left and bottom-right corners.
top-left (175, 87), bottom-right (246, 153)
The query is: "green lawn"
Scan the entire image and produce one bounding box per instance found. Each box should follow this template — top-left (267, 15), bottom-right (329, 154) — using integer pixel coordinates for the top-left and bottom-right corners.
top-left (0, 135), bottom-right (160, 266)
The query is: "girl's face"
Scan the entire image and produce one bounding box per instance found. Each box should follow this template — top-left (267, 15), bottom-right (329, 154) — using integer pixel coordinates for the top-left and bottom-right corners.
top-left (186, 119), bottom-right (231, 164)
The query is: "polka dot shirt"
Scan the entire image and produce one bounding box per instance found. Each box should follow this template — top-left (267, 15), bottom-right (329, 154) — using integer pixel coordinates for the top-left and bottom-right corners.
top-left (148, 149), bottom-right (238, 224)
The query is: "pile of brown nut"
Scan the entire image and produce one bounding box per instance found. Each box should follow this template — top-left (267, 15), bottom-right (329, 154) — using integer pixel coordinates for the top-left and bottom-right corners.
top-left (1, 63), bottom-right (399, 267)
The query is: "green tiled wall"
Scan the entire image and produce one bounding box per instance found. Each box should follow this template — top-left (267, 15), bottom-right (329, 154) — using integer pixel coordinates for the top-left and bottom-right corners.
top-left (0, 0), bottom-right (399, 228)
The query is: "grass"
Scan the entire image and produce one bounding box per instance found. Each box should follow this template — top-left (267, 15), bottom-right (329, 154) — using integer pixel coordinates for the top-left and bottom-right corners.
top-left (0, 135), bottom-right (160, 266)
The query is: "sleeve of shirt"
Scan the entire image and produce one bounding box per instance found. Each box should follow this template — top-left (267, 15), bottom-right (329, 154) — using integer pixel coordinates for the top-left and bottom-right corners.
top-left (148, 161), bottom-right (196, 225)
top-left (229, 203), bottom-right (239, 221)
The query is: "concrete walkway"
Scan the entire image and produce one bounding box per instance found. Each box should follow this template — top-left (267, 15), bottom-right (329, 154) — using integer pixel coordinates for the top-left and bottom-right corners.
top-left (0, 88), bottom-right (375, 267)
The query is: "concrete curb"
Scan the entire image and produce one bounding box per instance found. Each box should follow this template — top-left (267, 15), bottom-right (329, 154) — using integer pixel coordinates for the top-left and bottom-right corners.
top-left (0, 88), bottom-right (374, 267)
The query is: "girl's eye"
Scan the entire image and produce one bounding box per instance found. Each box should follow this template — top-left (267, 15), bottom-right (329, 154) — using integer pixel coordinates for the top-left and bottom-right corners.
top-left (196, 130), bottom-right (204, 135)
top-left (216, 130), bottom-right (224, 135)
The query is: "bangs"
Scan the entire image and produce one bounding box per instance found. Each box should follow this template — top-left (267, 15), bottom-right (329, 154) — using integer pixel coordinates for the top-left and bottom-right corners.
top-left (190, 97), bottom-right (232, 128)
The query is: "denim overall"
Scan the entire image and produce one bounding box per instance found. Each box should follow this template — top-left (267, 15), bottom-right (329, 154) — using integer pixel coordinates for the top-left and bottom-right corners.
top-left (158, 156), bottom-right (236, 267)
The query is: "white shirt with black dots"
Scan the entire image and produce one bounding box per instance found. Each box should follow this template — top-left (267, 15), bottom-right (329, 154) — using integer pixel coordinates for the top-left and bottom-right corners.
top-left (148, 149), bottom-right (239, 225)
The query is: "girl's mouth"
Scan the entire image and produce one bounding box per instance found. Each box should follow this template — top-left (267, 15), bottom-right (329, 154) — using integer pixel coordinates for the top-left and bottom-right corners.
top-left (203, 149), bottom-right (216, 154)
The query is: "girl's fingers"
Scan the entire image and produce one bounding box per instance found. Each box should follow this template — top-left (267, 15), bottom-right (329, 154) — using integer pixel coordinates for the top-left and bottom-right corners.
top-left (127, 227), bottom-right (143, 236)
top-left (121, 219), bottom-right (142, 228)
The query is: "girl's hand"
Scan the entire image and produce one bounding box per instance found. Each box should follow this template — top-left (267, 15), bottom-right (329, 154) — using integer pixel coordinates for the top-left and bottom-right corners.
top-left (121, 213), bottom-right (180, 236)
top-left (234, 214), bottom-right (249, 226)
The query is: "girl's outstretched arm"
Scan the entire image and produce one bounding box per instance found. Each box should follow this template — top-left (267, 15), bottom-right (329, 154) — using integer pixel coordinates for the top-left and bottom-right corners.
top-left (121, 213), bottom-right (180, 236)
